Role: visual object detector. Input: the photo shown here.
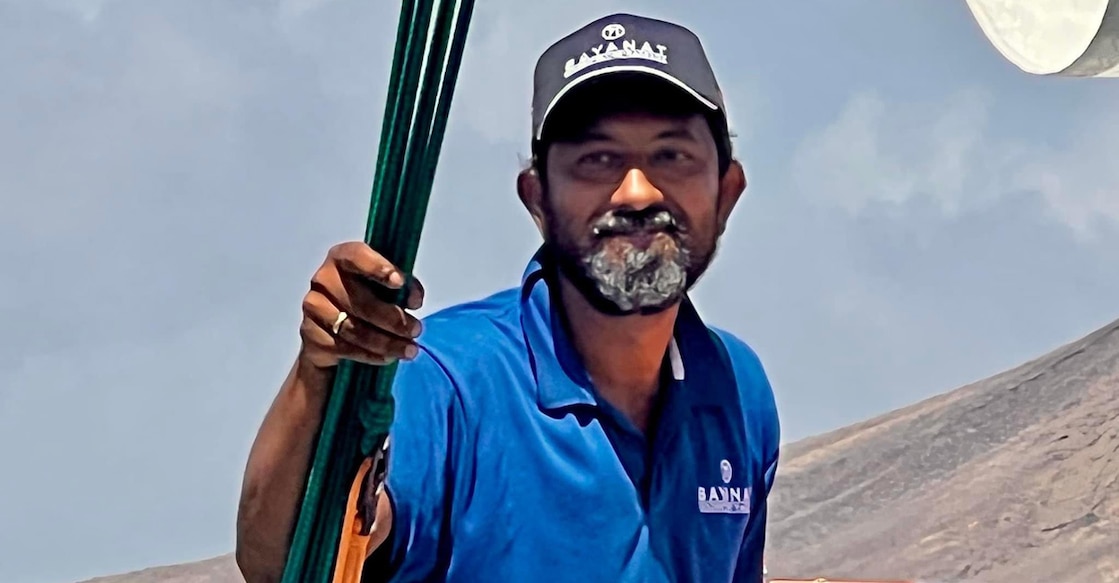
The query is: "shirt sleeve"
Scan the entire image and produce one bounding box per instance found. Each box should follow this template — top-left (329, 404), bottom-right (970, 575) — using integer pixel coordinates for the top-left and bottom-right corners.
top-left (734, 453), bottom-right (779, 582)
top-left (378, 348), bottom-right (464, 581)
top-left (708, 327), bottom-right (781, 582)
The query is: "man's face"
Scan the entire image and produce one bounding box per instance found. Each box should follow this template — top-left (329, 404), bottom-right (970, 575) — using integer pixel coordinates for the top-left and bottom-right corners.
top-left (532, 110), bottom-right (740, 316)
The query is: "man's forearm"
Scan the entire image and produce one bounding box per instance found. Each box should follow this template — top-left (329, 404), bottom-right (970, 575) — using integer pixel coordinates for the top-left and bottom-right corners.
top-left (236, 356), bottom-right (331, 583)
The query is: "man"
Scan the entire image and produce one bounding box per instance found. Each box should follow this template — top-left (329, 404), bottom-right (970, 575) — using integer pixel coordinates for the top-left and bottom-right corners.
top-left (237, 12), bottom-right (780, 583)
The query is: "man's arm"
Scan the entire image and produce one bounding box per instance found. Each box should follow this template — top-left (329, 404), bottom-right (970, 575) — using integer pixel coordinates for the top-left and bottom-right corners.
top-left (734, 454), bottom-right (779, 582)
top-left (235, 242), bottom-right (424, 583)
top-left (236, 358), bottom-right (333, 582)
top-left (236, 358), bottom-right (398, 583)
top-left (236, 343), bottom-right (453, 583)
top-left (710, 328), bottom-right (781, 582)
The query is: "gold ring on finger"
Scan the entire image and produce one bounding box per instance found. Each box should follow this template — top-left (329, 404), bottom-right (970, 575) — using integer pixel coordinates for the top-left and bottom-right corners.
top-left (332, 311), bottom-right (349, 336)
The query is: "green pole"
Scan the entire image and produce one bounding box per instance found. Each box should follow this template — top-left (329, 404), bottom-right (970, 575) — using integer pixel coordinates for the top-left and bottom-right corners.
top-left (280, 1), bottom-right (475, 581)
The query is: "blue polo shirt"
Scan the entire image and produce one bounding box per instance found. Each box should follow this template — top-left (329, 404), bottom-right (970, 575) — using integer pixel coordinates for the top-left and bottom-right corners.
top-left (382, 252), bottom-right (780, 582)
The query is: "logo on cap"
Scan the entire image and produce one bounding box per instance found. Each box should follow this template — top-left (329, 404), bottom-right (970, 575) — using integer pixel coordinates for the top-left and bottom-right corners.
top-left (563, 37), bottom-right (669, 79)
top-left (601, 23), bottom-right (626, 40)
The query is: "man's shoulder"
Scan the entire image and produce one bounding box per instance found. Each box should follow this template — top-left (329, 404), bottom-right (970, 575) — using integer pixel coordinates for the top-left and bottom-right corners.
top-left (706, 327), bottom-right (771, 391)
top-left (398, 286), bottom-right (528, 382)
top-left (419, 286), bottom-right (523, 343)
top-left (706, 327), bottom-right (763, 368)
top-left (705, 326), bottom-right (780, 435)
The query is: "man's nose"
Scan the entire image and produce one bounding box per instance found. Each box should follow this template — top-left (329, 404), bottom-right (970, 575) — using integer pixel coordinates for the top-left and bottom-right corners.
top-left (611, 168), bottom-right (664, 211)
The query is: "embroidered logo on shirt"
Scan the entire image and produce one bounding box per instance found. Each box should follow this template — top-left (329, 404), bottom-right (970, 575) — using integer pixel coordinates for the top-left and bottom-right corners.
top-left (698, 459), bottom-right (751, 514)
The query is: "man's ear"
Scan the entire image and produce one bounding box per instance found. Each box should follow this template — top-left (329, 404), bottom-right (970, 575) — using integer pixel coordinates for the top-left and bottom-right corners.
top-left (518, 165), bottom-right (547, 237)
top-left (715, 160), bottom-right (747, 236)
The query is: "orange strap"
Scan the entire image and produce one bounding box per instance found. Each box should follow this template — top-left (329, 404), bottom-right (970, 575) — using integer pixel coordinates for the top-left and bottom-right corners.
top-left (332, 456), bottom-right (375, 583)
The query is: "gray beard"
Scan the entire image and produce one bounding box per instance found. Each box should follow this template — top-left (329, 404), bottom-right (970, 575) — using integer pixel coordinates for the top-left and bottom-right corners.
top-left (581, 236), bottom-right (691, 313)
top-left (541, 201), bottom-right (707, 316)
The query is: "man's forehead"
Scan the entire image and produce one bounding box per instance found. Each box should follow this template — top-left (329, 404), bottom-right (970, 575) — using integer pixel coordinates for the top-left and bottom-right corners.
top-left (573, 112), bottom-right (710, 142)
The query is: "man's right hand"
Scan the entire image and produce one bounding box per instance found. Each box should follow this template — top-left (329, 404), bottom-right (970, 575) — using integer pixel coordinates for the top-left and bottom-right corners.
top-left (236, 241), bottom-right (421, 582)
top-left (299, 241), bottom-right (426, 370)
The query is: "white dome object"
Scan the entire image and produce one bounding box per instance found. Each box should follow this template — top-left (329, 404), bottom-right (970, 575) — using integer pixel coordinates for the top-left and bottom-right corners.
top-left (965, 0), bottom-right (1119, 76)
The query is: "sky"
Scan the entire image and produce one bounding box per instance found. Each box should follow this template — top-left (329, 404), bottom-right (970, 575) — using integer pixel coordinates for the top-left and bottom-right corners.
top-left (1, 0), bottom-right (1118, 581)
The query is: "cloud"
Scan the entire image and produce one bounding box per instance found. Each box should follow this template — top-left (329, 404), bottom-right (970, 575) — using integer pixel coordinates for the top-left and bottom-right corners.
top-left (1011, 112), bottom-right (1119, 237)
top-left (790, 88), bottom-right (1003, 215)
top-left (790, 86), bottom-right (1119, 239)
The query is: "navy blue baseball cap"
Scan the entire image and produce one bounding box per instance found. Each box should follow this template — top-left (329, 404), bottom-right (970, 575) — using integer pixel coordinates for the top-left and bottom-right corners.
top-left (531, 13), bottom-right (729, 147)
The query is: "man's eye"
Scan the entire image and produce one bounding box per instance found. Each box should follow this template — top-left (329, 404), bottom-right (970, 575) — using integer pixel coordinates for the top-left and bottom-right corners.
top-left (653, 149), bottom-right (692, 163)
top-left (578, 152), bottom-right (621, 167)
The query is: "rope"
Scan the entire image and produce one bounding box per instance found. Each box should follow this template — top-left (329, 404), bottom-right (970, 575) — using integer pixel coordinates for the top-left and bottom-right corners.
top-left (281, 1), bottom-right (476, 581)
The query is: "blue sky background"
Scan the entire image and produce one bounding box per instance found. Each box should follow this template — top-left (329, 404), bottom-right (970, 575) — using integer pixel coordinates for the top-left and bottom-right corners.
top-left (2, 1), bottom-right (1117, 581)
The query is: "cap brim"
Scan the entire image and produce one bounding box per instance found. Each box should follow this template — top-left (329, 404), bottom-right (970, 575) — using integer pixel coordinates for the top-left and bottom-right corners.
top-left (535, 65), bottom-right (720, 141)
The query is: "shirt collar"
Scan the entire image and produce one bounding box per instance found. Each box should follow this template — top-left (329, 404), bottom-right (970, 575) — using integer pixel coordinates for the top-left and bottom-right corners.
top-left (519, 249), bottom-right (723, 413)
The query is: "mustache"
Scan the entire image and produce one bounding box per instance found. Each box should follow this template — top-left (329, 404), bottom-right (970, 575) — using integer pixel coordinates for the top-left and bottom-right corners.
top-left (590, 208), bottom-right (684, 238)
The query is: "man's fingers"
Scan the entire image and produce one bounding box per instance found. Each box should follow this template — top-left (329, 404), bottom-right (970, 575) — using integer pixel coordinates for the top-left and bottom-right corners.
top-left (334, 313), bottom-right (419, 361)
top-left (301, 290), bottom-right (418, 363)
top-left (330, 242), bottom-right (405, 290)
top-left (405, 276), bottom-right (425, 311)
top-left (323, 241), bottom-right (425, 322)
top-left (339, 278), bottom-right (422, 339)
top-left (301, 316), bottom-right (399, 367)
top-left (309, 262), bottom-right (421, 340)
top-left (301, 291), bottom-right (351, 352)
top-left (302, 242), bottom-right (424, 369)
